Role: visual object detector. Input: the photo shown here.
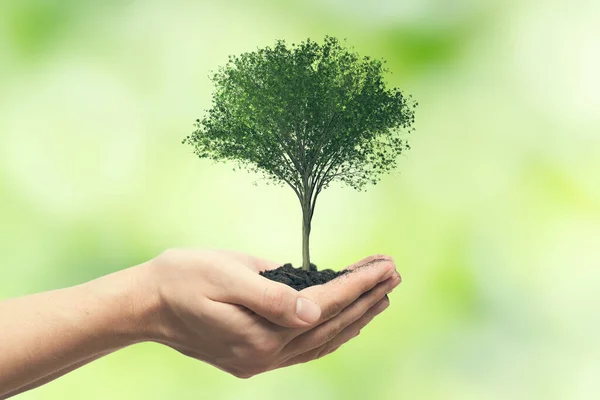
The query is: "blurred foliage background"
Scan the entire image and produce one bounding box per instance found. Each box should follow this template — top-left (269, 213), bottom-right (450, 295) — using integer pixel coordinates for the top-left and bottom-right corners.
top-left (1, 0), bottom-right (599, 399)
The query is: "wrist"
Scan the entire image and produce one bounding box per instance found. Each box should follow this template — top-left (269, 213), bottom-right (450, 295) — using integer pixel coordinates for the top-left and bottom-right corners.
top-left (121, 262), bottom-right (166, 344)
top-left (80, 262), bottom-right (164, 346)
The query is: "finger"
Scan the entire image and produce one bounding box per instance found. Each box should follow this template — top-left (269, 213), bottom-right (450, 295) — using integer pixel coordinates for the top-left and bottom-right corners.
top-left (277, 296), bottom-right (390, 368)
top-left (221, 264), bottom-right (322, 328)
top-left (299, 254), bottom-right (398, 323)
top-left (281, 275), bottom-right (397, 358)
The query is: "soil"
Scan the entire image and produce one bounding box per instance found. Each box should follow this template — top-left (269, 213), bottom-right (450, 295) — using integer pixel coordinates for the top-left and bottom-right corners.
top-left (260, 263), bottom-right (351, 291)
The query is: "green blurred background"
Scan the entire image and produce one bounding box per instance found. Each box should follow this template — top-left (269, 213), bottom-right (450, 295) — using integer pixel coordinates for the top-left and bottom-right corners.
top-left (1, 0), bottom-right (599, 399)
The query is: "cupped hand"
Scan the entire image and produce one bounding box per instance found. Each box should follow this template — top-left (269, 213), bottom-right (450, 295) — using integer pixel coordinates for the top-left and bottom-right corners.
top-left (142, 249), bottom-right (401, 378)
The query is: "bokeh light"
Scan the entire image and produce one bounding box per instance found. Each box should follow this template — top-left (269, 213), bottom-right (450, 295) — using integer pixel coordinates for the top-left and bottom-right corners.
top-left (1, 0), bottom-right (598, 399)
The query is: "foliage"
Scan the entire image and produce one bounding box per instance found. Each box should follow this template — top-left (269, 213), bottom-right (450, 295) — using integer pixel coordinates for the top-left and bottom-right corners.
top-left (184, 36), bottom-right (417, 269)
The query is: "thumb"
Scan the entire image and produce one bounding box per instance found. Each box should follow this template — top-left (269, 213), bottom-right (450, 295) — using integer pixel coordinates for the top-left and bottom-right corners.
top-left (226, 266), bottom-right (322, 328)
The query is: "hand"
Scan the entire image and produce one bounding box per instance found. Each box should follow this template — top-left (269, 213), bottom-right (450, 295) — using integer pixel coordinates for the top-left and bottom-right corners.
top-left (141, 249), bottom-right (401, 378)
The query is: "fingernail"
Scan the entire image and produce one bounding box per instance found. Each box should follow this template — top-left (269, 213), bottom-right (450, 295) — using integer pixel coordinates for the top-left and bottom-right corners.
top-left (376, 297), bottom-right (390, 314)
top-left (296, 298), bottom-right (321, 324)
top-left (386, 275), bottom-right (402, 294)
top-left (383, 264), bottom-right (398, 279)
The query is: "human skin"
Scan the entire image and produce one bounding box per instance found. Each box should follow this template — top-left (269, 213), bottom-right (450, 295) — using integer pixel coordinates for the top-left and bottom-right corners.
top-left (0, 249), bottom-right (401, 398)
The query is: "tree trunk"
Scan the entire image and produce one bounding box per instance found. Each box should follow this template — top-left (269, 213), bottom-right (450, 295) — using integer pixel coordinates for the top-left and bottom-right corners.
top-left (301, 205), bottom-right (311, 271)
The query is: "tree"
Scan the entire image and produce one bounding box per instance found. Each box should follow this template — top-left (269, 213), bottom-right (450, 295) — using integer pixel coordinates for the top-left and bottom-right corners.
top-left (184, 36), bottom-right (417, 271)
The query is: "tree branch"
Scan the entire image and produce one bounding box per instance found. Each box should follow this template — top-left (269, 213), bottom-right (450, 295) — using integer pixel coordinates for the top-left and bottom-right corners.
top-left (309, 110), bottom-right (339, 168)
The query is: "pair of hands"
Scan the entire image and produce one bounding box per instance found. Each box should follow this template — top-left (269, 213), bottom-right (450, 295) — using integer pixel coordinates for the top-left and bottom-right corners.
top-left (0, 248), bottom-right (401, 398)
top-left (141, 249), bottom-right (401, 378)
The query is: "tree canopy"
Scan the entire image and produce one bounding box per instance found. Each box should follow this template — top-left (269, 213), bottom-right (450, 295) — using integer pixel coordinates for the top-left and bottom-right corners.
top-left (184, 36), bottom-right (417, 269)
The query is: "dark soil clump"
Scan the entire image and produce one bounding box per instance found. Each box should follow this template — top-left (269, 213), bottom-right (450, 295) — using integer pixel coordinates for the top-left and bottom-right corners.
top-left (260, 263), bottom-right (351, 291)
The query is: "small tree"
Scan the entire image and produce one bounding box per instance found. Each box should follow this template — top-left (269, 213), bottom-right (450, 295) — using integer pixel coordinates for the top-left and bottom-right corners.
top-left (184, 36), bottom-right (416, 271)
